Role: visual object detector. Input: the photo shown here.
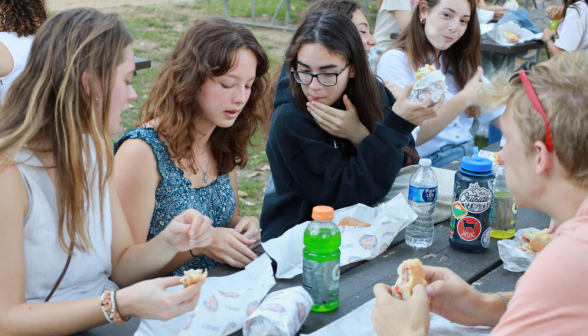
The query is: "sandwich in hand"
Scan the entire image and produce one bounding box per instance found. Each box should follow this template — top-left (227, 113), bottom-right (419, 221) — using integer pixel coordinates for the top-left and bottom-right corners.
top-left (503, 31), bottom-right (520, 43)
top-left (338, 216), bottom-right (371, 227)
top-left (519, 229), bottom-right (553, 253)
top-left (415, 64), bottom-right (436, 81)
top-left (391, 259), bottom-right (428, 300)
top-left (180, 269), bottom-right (208, 287)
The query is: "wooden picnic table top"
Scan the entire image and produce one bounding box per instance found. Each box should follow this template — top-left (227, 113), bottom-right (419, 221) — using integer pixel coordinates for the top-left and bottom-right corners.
top-left (75, 142), bottom-right (551, 336)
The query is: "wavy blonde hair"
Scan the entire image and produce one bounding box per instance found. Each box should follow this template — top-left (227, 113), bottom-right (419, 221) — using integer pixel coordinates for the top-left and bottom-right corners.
top-left (0, 8), bottom-right (132, 253)
top-left (482, 51), bottom-right (588, 187)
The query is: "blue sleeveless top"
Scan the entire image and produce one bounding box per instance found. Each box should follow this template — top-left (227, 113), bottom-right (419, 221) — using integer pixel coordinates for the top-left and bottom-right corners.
top-left (114, 127), bottom-right (236, 276)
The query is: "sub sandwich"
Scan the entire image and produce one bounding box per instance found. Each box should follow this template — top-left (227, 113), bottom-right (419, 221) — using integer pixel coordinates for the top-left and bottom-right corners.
top-left (519, 228), bottom-right (553, 253)
top-left (391, 259), bottom-right (428, 300)
top-left (338, 216), bottom-right (371, 227)
top-left (503, 31), bottom-right (520, 43)
top-left (180, 268), bottom-right (208, 287)
top-left (415, 64), bottom-right (437, 81)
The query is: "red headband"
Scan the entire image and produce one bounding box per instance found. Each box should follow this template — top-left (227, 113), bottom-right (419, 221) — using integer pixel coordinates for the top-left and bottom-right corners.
top-left (518, 69), bottom-right (553, 152)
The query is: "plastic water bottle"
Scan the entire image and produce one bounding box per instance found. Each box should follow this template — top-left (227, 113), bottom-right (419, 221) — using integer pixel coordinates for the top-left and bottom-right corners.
top-left (490, 163), bottom-right (517, 239)
top-left (406, 159), bottom-right (438, 248)
top-left (302, 206), bottom-right (341, 312)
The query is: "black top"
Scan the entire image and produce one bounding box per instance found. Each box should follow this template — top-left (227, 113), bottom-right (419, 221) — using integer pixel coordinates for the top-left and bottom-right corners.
top-left (260, 64), bottom-right (417, 241)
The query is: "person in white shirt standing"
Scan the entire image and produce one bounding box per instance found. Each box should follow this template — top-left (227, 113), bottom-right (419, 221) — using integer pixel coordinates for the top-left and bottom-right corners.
top-left (542, 0), bottom-right (588, 55)
top-left (0, 0), bottom-right (47, 105)
top-left (377, 0), bottom-right (505, 167)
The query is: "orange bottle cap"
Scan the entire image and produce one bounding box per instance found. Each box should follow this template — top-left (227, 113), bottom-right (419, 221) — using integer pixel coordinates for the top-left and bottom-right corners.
top-left (312, 206), bottom-right (334, 221)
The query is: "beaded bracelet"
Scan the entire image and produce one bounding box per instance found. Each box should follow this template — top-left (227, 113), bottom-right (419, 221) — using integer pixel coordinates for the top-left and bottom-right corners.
top-left (101, 290), bottom-right (130, 326)
top-left (497, 292), bottom-right (508, 310)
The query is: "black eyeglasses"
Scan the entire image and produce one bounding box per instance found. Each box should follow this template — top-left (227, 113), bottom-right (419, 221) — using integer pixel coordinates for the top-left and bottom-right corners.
top-left (290, 64), bottom-right (349, 86)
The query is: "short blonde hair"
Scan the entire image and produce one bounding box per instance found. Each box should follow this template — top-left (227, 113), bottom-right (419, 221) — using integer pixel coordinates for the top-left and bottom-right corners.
top-left (488, 51), bottom-right (588, 187)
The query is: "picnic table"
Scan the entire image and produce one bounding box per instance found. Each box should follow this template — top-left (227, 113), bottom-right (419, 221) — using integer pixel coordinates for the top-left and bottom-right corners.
top-left (75, 142), bottom-right (551, 336)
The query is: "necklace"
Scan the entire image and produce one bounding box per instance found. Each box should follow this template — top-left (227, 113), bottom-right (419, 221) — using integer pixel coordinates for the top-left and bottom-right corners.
top-left (194, 150), bottom-right (210, 184)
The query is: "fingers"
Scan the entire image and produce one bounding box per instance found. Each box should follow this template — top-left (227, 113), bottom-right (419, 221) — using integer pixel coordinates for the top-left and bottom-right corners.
top-left (308, 109), bottom-right (337, 134)
top-left (373, 283), bottom-right (394, 299)
top-left (160, 276), bottom-right (185, 289)
top-left (423, 265), bottom-right (454, 284)
top-left (472, 66), bottom-right (484, 82)
top-left (342, 95), bottom-right (357, 112)
top-left (548, 219), bottom-right (556, 234)
top-left (191, 216), bottom-right (214, 248)
top-left (307, 103), bottom-right (340, 124)
top-left (166, 279), bottom-right (204, 305)
top-left (233, 218), bottom-right (249, 233)
top-left (401, 81), bottom-right (415, 100)
top-left (411, 284), bottom-right (429, 305)
top-left (228, 233), bottom-right (258, 261)
top-left (223, 255), bottom-right (248, 269)
top-left (421, 91), bottom-right (432, 109)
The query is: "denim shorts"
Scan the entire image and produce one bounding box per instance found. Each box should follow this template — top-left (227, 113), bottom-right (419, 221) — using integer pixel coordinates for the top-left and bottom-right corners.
top-left (424, 140), bottom-right (474, 168)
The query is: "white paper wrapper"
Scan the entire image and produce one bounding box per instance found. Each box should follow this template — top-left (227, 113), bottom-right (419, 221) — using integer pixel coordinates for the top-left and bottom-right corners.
top-left (301, 298), bottom-right (493, 336)
top-left (488, 22), bottom-right (542, 46)
top-left (477, 9), bottom-right (495, 24)
top-left (503, 0), bottom-right (519, 10)
top-left (409, 70), bottom-right (448, 105)
top-left (497, 227), bottom-right (542, 272)
top-left (243, 286), bottom-right (313, 336)
top-left (262, 194), bottom-right (418, 279)
top-left (134, 254), bottom-right (276, 336)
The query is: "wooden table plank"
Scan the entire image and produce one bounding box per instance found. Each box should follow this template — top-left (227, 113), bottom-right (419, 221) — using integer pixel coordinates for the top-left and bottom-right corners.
top-left (471, 265), bottom-right (524, 293)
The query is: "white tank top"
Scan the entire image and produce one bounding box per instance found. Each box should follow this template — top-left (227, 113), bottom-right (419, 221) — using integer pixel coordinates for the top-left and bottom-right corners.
top-left (0, 32), bottom-right (34, 104)
top-left (14, 147), bottom-right (114, 303)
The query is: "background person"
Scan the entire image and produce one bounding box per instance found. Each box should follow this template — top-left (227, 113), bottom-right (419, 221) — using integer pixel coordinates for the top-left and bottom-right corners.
top-left (542, 0), bottom-right (588, 55)
top-left (371, 51), bottom-right (588, 336)
top-left (0, 9), bottom-right (213, 335)
top-left (114, 17), bottom-right (268, 272)
top-left (0, 0), bottom-right (48, 104)
top-left (377, 0), bottom-right (505, 167)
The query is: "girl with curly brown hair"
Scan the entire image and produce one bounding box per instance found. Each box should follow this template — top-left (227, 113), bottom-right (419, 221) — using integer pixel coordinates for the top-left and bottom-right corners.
top-left (114, 17), bottom-right (270, 274)
top-left (0, 0), bottom-right (48, 103)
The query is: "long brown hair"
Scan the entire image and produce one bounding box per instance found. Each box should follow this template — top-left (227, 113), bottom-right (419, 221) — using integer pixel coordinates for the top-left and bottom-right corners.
top-left (0, 0), bottom-right (48, 37)
top-left (0, 8), bottom-right (132, 253)
top-left (140, 17), bottom-right (269, 176)
top-left (388, 0), bottom-right (481, 117)
top-left (283, 10), bottom-right (419, 165)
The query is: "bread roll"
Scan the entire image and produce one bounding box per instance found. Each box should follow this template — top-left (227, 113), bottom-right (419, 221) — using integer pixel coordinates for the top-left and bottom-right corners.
top-left (180, 269), bottom-right (208, 287)
top-left (338, 216), bottom-right (371, 227)
top-left (391, 259), bottom-right (427, 300)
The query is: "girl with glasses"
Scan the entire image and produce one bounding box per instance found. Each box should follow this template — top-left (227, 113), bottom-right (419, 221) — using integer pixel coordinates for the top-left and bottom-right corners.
top-left (260, 9), bottom-right (442, 241)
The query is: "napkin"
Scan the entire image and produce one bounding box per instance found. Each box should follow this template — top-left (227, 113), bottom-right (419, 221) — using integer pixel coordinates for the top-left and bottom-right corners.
top-left (498, 227), bottom-right (543, 272)
top-left (262, 194), bottom-right (417, 279)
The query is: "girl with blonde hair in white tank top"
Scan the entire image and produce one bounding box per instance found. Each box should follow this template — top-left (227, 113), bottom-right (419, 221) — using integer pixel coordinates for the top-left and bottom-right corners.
top-left (0, 8), bottom-right (215, 335)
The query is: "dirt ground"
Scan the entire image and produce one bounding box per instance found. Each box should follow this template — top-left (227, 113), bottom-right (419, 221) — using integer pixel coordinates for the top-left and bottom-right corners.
top-left (46, 0), bottom-right (193, 11)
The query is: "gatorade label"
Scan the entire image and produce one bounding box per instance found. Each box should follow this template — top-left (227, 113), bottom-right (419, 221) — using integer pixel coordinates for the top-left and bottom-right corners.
top-left (302, 259), bottom-right (340, 304)
top-left (408, 186), bottom-right (438, 203)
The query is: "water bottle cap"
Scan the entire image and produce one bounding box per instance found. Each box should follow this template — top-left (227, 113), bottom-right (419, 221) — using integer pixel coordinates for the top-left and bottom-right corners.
top-left (312, 206), bottom-right (334, 221)
top-left (419, 158), bottom-right (432, 167)
top-left (460, 147), bottom-right (493, 176)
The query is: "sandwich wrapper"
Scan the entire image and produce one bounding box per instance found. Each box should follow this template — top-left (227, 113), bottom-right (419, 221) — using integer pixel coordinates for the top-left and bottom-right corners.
top-left (262, 193), bottom-right (418, 279)
top-left (301, 298), bottom-right (492, 336)
top-left (487, 22), bottom-right (542, 46)
top-left (134, 254), bottom-right (276, 336)
top-left (243, 286), bottom-right (313, 336)
top-left (497, 227), bottom-right (542, 272)
top-left (477, 9), bottom-right (495, 24)
top-left (409, 70), bottom-right (448, 105)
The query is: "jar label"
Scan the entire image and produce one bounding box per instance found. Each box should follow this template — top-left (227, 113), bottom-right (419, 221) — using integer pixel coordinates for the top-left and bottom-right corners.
top-left (409, 186), bottom-right (438, 203)
top-left (302, 258), bottom-right (340, 304)
top-left (457, 216), bottom-right (482, 241)
top-left (459, 183), bottom-right (494, 213)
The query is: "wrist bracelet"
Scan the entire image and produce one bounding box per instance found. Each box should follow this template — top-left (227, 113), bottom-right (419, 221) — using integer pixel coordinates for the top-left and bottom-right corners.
top-left (189, 249), bottom-right (198, 258)
top-left (497, 292), bottom-right (508, 310)
top-left (101, 290), bottom-right (130, 325)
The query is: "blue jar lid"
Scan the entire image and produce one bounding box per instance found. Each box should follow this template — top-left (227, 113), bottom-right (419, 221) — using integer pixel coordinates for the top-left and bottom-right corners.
top-left (460, 147), bottom-right (493, 176)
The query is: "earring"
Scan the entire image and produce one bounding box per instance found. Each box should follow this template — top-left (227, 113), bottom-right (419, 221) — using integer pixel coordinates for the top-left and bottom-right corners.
top-left (420, 18), bottom-right (426, 24)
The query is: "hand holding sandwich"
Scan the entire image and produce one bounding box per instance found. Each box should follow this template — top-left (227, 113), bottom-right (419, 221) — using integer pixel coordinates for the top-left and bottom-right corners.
top-left (424, 266), bottom-right (508, 327)
top-left (392, 82), bottom-right (444, 126)
top-left (372, 284), bottom-right (429, 336)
